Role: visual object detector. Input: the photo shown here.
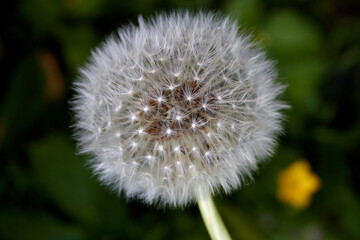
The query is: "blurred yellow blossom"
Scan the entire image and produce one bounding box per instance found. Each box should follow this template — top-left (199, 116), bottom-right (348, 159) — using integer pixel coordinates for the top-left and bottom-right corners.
top-left (277, 160), bottom-right (321, 209)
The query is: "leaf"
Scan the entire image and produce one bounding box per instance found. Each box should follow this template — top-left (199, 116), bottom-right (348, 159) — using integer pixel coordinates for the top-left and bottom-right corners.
top-left (55, 26), bottom-right (97, 72)
top-left (265, 10), bottom-right (323, 59)
top-left (220, 202), bottom-right (264, 240)
top-left (225, 0), bottom-right (264, 27)
top-left (20, 0), bottom-right (62, 35)
top-left (64, 0), bottom-right (104, 18)
top-left (0, 55), bottom-right (45, 148)
top-left (0, 210), bottom-right (85, 240)
top-left (280, 56), bottom-right (327, 115)
top-left (28, 134), bottom-right (103, 224)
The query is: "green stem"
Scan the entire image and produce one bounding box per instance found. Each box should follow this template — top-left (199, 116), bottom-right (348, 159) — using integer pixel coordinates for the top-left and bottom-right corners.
top-left (197, 190), bottom-right (232, 240)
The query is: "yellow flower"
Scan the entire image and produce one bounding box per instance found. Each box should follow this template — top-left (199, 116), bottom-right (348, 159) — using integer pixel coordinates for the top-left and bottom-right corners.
top-left (276, 160), bottom-right (321, 209)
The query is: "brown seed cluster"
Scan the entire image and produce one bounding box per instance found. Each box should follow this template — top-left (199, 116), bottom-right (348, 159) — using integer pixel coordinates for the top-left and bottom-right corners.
top-left (138, 81), bottom-right (217, 141)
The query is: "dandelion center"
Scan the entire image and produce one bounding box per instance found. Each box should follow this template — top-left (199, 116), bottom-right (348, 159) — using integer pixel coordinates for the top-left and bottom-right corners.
top-left (138, 81), bottom-right (217, 141)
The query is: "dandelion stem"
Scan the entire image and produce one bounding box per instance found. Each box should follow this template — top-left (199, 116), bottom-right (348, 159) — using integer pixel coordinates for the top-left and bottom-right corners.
top-left (197, 190), bottom-right (232, 240)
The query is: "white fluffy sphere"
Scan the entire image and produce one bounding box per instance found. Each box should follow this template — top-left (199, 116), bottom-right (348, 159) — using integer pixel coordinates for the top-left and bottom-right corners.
top-left (72, 11), bottom-right (286, 207)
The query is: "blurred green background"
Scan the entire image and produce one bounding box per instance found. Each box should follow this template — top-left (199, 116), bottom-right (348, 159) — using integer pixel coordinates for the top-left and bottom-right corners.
top-left (1, 0), bottom-right (360, 239)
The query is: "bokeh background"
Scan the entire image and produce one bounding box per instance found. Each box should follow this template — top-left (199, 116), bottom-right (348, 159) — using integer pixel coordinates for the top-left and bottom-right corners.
top-left (1, 0), bottom-right (360, 239)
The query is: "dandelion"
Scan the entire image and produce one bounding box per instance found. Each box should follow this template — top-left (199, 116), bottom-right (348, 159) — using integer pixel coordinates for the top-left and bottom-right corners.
top-left (277, 160), bottom-right (321, 209)
top-left (72, 11), bottom-right (287, 239)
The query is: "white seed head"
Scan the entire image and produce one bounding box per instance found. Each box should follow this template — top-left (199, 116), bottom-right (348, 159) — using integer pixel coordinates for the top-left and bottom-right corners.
top-left (72, 11), bottom-right (287, 207)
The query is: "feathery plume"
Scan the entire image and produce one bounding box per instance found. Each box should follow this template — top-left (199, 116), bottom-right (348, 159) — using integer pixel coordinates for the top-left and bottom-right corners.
top-left (72, 11), bottom-right (286, 207)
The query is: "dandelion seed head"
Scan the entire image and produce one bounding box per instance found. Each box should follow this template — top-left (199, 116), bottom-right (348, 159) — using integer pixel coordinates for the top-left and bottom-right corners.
top-left (72, 11), bottom-right (287, 207)
top-left (166, 128), bottom-right (172, 135)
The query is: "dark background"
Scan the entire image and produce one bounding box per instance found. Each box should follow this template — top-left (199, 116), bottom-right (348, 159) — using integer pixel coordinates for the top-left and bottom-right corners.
top-left (1, 0), bottom-right (360, 239)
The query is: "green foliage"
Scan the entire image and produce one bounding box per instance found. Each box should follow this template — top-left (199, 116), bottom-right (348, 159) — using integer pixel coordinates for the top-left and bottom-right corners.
top-left (56, 25), bottom-right (97, 71)
top-left (20, 0), bottom-right (62, 35)
top-left (265, 10), bottom-right (323, 58)
top-left (225, 0), bottom-right (264, 27)
top-left (0, 55), bottom-right (45, 146)
top-left (265, 10), bottom-right (327, 116)
top-left (29, 135), bottom-right (103, 224)
top-left (0, 211), bottom-right (85, 240)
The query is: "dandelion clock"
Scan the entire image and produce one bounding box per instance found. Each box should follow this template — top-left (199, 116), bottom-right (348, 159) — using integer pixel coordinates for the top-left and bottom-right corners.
top-left (72, 11), bottom-right (287, 239)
